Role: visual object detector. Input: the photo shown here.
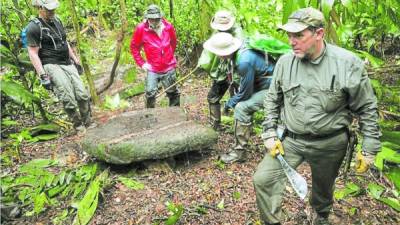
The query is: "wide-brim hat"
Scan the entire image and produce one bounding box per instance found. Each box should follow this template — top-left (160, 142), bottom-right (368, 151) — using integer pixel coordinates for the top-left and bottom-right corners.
top-left (210, 10), bottom-right (235, 31)
top-left (203, 32), bottom-right (242, 56)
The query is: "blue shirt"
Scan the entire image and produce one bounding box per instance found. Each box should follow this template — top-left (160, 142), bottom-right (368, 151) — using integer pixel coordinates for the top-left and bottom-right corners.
top-left (225, 49), bottom-right (274, 109)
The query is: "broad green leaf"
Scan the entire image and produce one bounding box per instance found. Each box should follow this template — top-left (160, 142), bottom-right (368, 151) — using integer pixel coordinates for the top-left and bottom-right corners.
top-left (0, 80), bottom-right (39, 107)
top-left (282, 0), bottom-right (296, 24)
top-left (321, 0), bottom-right (335, 21)
top-left (379, 197), bottom-right (400, 212)
top-left (34, 192), bottom-right (49, 214)
top-left (381, 131), bottom-right (400, 146)
top-left (385, 167), bottom-right (400, 191)
top-left (356, 50), bottom-right (384, 68)
top-left (30, 123), bottom-right (61, 136)
top-left (103, 94), bottom-right (129, 110)
top-left (1, 118), bottom-right (18, 127)
top-left (382, 142), bottom-right (400, 151)
top-left (117, 176), bottom-right (145, 190)
top-left (367, 183), bottom-right (385, 199)
top-left (19, 159), bottom-right (58, 173)
top-left (375, 146), bottom-right (400, 171)
top-left (34, 134), bottom-right (59, 141)
top-left (120, 82), bottom-right (145, 99)
top-left (48, 184), bottom-right (67, 198)
top-left (334, 182), bottom-right (361, 200)
top-left (73, 170), bottom-right (108, 225)
top-left (165, 201), bottom-right (184, 225)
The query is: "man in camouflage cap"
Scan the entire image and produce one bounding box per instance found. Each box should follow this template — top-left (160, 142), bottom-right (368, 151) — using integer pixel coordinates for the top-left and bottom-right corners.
top-left (253, 7), bottom-right (381, 225)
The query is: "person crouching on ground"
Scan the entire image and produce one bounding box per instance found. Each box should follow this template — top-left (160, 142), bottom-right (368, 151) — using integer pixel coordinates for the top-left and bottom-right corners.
top-left (203, 32), bottom-right (275, 163)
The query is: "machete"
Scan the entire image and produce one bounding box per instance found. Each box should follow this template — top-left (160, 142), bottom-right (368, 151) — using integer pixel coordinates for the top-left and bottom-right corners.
top-left (276, 154), bottom-right (308, 200)
top-left (275, 127), bottom-right (308, 200)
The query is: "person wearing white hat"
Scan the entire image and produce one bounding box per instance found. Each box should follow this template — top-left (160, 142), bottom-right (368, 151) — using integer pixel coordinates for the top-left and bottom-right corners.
top-left (198, 10), bottom-right (244, 131)
top-left (26, 0), bottom-right (92, 135)
top-left (203, 32), bottom-right (275, 163)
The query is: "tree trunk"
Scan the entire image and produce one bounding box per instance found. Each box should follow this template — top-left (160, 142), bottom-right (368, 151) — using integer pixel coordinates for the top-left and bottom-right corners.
top-left (169, 0), bottom-right (174, 20)
top-left (67, 0), bottom-right (100, 105)
top-left (97, 0), bottom-right (128, 94)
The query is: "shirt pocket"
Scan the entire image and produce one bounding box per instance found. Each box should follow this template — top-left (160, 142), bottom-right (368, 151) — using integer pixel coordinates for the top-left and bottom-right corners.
top-left (282, 83), bottom-right (300, 106)
top-left (317, 89), bottom-right (345, 113)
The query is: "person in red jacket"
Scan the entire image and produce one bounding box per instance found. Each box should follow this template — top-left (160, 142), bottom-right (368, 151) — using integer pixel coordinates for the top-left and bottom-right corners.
top-left (130, 4), bottom-right (180, 108)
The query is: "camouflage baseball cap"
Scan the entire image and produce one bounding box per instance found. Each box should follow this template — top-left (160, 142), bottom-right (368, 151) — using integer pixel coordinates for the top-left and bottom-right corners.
top-left (278, 7), bottom-right (324, 33)
top-left (145, 4), bottom-right (162, 19)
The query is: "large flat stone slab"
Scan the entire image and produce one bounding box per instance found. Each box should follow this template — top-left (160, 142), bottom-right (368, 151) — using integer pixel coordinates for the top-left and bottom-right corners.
top-left (82, 107), bottom-right (217, 164)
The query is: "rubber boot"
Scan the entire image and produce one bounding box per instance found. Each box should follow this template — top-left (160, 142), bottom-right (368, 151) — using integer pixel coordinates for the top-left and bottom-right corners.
top-left (220, 120), bottom-right (251, 163)
top-left (312, 212), bottom-right (330, 225)
top-left (65, 108), bottom-right (86, 135)
top-left (78, 100), bottom-right (91, 127)
top-left (145, 96), bottom-right (156, 108)
top-left (168, 93), bottom-right (180, 107)
top-left (209, 103), bottom-right (221, 131)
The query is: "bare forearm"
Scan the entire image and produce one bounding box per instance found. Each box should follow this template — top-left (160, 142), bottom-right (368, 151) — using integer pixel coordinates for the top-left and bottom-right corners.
top-left (68, 43), bottom-right (79, 64)
top-left (28, 50), bottom-right (45, 75)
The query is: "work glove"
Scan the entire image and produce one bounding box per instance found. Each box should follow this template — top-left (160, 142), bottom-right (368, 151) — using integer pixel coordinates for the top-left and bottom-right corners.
top-left (264, 138), bottom-right (284, 157)
top-left (355, 151), bottom-right (375, 173)
top-left (142, 63), bottom-right (152, 72)
top-left (40, 73), bottom-right (52, 90)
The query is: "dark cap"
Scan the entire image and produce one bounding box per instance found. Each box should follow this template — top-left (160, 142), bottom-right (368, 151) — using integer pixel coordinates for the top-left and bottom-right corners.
top-left (278, 7), bottom-right (325, 33)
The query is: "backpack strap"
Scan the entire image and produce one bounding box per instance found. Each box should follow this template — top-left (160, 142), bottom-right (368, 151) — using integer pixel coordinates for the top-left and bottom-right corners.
top-left (31, 18), bottom-right (43, 48)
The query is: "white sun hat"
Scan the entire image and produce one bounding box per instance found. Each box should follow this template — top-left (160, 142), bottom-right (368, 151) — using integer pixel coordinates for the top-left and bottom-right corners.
top-left (210, 10), bottom-right (235, 31)
top-left (203, 32), bottom-right (242, 56)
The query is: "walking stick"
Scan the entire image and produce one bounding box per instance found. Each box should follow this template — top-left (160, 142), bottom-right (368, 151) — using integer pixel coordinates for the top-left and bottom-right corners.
top-left (155, 67), bottom-right (199, 98)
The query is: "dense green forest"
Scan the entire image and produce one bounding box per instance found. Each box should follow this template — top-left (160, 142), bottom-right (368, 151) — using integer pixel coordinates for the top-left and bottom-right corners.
top-left (1, 0), bottom-right (399, 224)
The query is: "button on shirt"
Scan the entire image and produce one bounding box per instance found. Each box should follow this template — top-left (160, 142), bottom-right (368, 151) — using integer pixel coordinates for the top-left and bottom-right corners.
top-left (263, 43), bottom-right (381, 153)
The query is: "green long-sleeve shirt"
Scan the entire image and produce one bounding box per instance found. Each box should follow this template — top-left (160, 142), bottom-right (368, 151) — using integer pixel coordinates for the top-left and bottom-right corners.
top-left (263, 43), bottom-right (381, 154)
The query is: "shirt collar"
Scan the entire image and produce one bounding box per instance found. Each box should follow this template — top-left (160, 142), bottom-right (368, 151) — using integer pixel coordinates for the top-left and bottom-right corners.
top-left (309, 41), bottom-right (327, 65)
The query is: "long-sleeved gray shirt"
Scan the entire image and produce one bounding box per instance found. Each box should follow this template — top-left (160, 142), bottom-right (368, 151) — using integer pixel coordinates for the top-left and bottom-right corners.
top-left (262, 43), bottom-right (381, 154)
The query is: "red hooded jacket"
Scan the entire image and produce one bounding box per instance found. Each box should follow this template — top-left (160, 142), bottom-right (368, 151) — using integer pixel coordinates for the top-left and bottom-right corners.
top-left (130, 19), bottom-right (177, 73)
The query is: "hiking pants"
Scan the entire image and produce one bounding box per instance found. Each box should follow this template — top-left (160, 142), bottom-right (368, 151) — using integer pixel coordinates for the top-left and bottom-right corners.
top-left (145, 69), bottom-right (180, 99)
top-left (44, 64), bottom-right (89, 110)
top-left (234, 89), bottom-right (268, 123)
top-left (253, 131), bottom-right (348, 224)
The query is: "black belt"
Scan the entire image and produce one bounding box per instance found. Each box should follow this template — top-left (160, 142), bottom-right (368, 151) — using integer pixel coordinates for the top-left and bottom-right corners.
top-left (286, 128), bottom-right (347, 140)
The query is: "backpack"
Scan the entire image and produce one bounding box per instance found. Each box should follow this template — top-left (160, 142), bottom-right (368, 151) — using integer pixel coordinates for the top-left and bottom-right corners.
top-left (20, 17), bottom-right (63, 49)
top-left (21, 18), bottom-right (43, 48)
top-left (237, 34), bottom-right (292, 64)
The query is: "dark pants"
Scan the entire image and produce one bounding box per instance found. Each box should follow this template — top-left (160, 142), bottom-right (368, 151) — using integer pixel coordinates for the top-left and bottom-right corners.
top-left (253, 131), bottom-right (348, 224)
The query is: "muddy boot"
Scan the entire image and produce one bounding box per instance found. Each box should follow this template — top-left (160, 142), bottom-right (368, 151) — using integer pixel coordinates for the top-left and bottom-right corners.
top-left (209, 103), bottom-right (221, 131)
top-left (65, 108), bottom-right (85, 135)
top-left (312, 212), bottom-right (330, 225)
top-left (168, 93), bottom-right (180, 107)
top-left (220, 120), bottom-right (251, 163)
top-left (78, 100), bottom-right (92, 127)
top-left (145, 96), bottom-right (156, 108)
